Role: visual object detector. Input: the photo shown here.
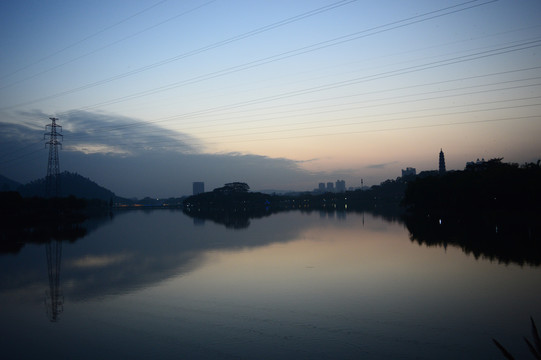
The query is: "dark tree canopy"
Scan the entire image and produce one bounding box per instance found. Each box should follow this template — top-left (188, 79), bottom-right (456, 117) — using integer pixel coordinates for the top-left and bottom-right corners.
top-left (403, 159), bottom-right (541, 216)
top-left (213, 182), bottom-right (250, 194)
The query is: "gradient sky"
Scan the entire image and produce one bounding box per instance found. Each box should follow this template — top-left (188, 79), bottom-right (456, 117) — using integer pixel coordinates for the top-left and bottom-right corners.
top-left (1, 0), bottom-right (540, 197)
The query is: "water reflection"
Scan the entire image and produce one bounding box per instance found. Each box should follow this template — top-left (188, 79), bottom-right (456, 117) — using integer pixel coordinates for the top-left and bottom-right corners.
top-left (185, 206), bottom-right (276, 229)
top-left (0, 209), bottom-right (296, 306)
top-left (404, 214), bottom-right (541, 266)
top-left (184, 206), bottom-right (541, 267)
top-left (1, 209), bottom-right (540, 359)
top-left (3, 209), bottom-right (380, 309)
top-left (0, 212), bottom-right (109, 322)
top-left (183, 205), bottom-right (404, 230)
top-left (70, 208), bottom-right (536, 304)
top-left (44, 240), bottom-right (63, 322)
top-left (1, 208), bottom-right (539, 316)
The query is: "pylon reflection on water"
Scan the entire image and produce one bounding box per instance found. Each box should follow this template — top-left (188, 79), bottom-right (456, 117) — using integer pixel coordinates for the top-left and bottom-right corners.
top-left (44, 240), bottom-right (63, 322)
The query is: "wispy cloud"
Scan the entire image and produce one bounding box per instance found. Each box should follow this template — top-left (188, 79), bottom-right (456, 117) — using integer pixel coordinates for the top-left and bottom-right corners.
top-left (67, 143), bottom-right (131, 156)
top-left (61, 110), bottom-right (203, 155)
top-left (293, 158), bottom-right (320, 164)
top-left (365, 161), bottom-right (399, 169)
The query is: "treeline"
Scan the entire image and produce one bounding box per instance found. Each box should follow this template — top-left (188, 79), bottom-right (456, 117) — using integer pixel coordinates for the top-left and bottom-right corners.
top-left (403, 159), bottom-right (541, 217)
top-left (183, 180), bottom-right (408, 228)
top-left (402, 159), bottom-right (541, 265)
top-left (184, 183), bottom-right (282, 228)
top-left (185, 180), bottom-right (408, 211)
top-left (0, 192), bottom-right (110, 253)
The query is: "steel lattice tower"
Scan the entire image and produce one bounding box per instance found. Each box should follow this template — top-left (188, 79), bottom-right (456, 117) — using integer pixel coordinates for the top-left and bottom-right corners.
top-left (44, 117), bottom-right (63, 197)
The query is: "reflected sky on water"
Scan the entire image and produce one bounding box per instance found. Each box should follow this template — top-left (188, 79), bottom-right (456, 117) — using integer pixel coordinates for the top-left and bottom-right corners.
top-left (0, 210), bottom-right (540, 359)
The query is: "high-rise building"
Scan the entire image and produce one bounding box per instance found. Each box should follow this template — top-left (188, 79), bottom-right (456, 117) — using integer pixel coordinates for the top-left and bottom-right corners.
top-left (335, 180), bottom-right (346, 193)
top-left (326, 182), bottom-right (334, 192)
top-left (193, 181), bottom-right (204, 195)
top-left (439, 149), bottom-right (446, 174)
top-left (318, 182), bottom-right (325, 191)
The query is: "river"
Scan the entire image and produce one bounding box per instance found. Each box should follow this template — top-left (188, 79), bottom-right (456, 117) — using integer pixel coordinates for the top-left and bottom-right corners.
top-left (0, 209), bottom-right (539, 359)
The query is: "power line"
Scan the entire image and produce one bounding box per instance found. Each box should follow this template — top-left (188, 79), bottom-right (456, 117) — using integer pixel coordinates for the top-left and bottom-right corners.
top-left (174, 94), bottom-right (541, 138)
top-left (51, 74), bottom-right (538, 155)
top-left (6, 2), bottom-right (540, 157)
top-left (5, 103), bottom-right (535, 164)
top-left (0, 0), bottom-right (169, 81)
top-left (19, 70), bottom-right (533, 157)
top-left (0, 147), bottom-right (44, 166)
top-left (60, 98), bottom-right (541, 149)
top-left (61, 73), bottom-right (541, 141)
top-left (80, 114), bottom-right (538, 152)
top-left (83, 22), bottom-right (541, 124)
top-left (4, 1), bottom-right (540, 171)
top-left (159, 78), bottom-right (541, 133)
top-left (0, 138), bottom-right (43, 161)
top-left (2, 0), bottom-right (495, 111)
top-left (164, 65), bottom-right (541, 126)
top-left (145, 115), bottom-right (540, 149)
top-left (56, 33), bottom-right (540, 127)
top-left (0, 0), bottom-right (217, 90)
top-left (200, 101), bottom-right (541, 140)
top-left (0, 0), bottom-right (357, 107)
top-left (58, 37), bottom-right (540, 135)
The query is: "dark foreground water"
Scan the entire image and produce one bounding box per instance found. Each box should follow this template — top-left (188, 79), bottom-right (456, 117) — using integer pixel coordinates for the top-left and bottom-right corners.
top-left (1, 209), bottom-right (539, 359)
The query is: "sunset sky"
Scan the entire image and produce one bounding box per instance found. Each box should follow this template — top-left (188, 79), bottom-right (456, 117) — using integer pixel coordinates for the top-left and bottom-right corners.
top-left (1, 0), bottom-right (540, 197)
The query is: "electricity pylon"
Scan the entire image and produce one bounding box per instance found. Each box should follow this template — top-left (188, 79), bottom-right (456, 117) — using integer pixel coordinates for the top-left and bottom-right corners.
top-left (43, 117), bottom-right (65, 321)
top-left (44, 117), bottom-right (63, 197)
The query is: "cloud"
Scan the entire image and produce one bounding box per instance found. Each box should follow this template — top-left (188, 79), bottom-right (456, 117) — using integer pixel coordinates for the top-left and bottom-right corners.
top-left (292, 157), bottom-right (320, 164)
top-left (0, 110), bottom-right (323, 197)
top-left (60, 110), bottom-right (203, 155)
top-left (364, 161), bottom-right (399, 169)
top-left (68, 143), bottom-right (131, 156)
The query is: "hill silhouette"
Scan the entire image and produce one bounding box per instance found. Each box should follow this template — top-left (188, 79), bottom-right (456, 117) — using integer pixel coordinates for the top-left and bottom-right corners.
top-left (17, 171), bottom-right (115, 201)
top-left (0, 174), bottom-right (21, 192)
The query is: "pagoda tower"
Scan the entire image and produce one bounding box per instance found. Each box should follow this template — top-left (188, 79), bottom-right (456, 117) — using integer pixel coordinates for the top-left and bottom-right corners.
top-left (439, 149), bottom-right (446, 175)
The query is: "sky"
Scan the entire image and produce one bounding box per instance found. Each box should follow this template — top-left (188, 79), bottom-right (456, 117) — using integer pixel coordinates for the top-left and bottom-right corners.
top-left (1, 0), bottom-right (540, 198)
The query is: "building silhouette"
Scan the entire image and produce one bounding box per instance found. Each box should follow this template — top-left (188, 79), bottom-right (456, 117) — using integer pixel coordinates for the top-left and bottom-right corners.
top-left (326, 182), bottom-right (334, 192)
top-left (335, 180), bottom-right (346, 193)
top-left (439, 149), bottom-right (446, 175)
top-left (466, 158), bottom-right (486, 171)
top-left (318, 182), bottom-right (325, 192)
top-left (402, 167), bottom-right (416, 177)
top-left (193, 182), bottom-right (204, 195)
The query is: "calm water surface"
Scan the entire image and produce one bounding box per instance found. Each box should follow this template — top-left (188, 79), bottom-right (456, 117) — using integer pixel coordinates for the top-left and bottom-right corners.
top-left (1, 210), bottom-right (540, 359)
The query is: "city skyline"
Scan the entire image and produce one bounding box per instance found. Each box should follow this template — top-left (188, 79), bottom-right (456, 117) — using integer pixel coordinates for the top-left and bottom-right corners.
top-left (1, 0), bottom-right (540, 197)
top-left (2, 145), bottom-right (513, 199)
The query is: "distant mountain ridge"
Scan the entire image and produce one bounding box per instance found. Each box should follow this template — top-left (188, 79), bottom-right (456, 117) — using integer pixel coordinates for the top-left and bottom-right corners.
top-left (0, 174), bottom-right (21, 191)
top-left (16, 171), bottom-right (115, 201)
